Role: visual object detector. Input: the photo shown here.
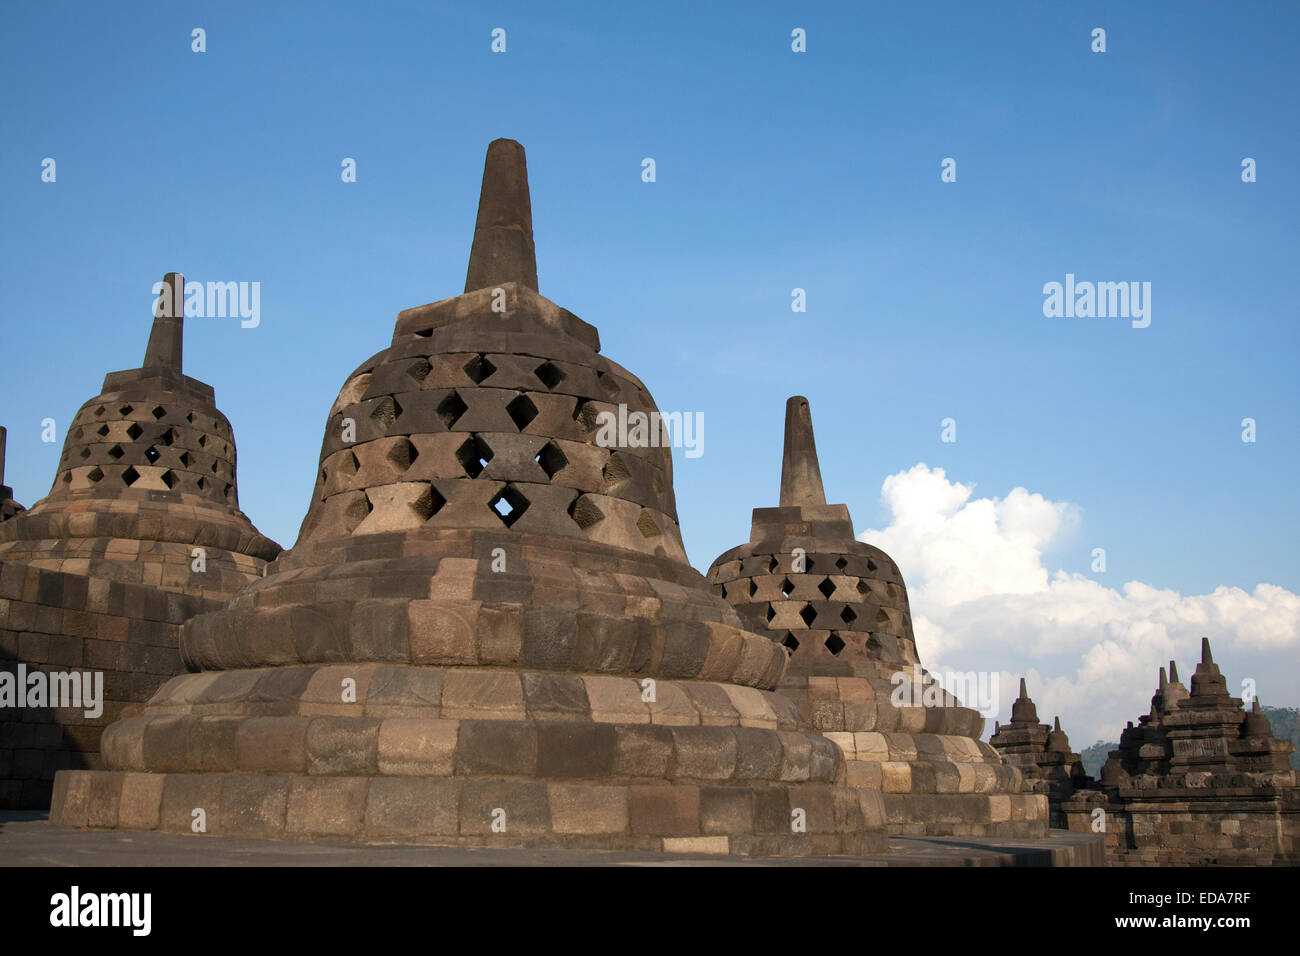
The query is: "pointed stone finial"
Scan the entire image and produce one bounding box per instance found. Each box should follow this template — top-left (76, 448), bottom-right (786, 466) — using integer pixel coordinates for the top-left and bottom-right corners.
top-left (1169, 660), bottom-right (1179, 683)
top-left (143, 272), bottom-right (184, 371)
top-left (1158, 666), bottom-right (1167, 689)
top-left (778, 396), bottom-right (827, 508)
top-left (0, 424), bottom-right (6, 488)
top-left (1054, 716), bottom-right (1062, 731)
top-left (1201, 636), bottom-right (1213, 664)
top-left (465, 139), bottom-right (538, 294)
top-left (1252, 697), bottom-right (1262, 713)
top-left (1019, 677), bottom-right (1028, 698)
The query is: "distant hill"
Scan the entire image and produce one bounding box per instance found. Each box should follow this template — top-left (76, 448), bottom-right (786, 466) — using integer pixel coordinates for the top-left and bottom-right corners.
top-left (1077, 705), bottom-right (1299, 778)
top-left (1263, 705), bottom-right (1300, 770)
top-left (1080, 740), bottom-right (1117, 779)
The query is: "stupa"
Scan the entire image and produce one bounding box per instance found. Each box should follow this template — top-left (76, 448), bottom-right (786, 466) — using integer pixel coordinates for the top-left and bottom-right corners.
top-left (989, 678), bottom-right (1090, 826)
top-left (708, 397), bottom-right (1047, 836)
top-left (49, 140), bottom-right (883, 857)
top-left (1, 287), bottom-right (279, 807)
top-left (0, 274), bottom-right (280, 600)
top-left (1064, 639), bottom-right (1299, 864)
top-left (0, 427), bottom-right (24, 521)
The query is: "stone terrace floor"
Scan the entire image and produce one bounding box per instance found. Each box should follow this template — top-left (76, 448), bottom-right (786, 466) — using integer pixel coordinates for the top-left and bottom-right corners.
top-left (0, 812), bottom-right (1102, 866)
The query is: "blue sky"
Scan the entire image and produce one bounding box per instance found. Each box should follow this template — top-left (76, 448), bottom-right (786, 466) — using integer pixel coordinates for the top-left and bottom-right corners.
top-left (2, 2), bottom-right (1296, 732)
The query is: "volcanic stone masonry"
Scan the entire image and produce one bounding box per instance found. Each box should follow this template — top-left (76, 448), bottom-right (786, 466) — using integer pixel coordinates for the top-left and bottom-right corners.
top-left (48, 140), bottom-right (887, 857)
top-left (989, 678), bottom-right (1091, 828)
top-left (1062, 639), bottom-right (1298, 865)
top-left (0, 285), bottom-right (280, 808)
top-left (708, 396), bottom-right (1048, 837)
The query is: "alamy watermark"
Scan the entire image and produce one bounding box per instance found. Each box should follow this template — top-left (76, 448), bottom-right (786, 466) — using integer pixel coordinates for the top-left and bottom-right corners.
top-left (1042, 273), bottom-right (1150, 328)
top-left (0, 665), bottom-right (103, 718)
top-left (152, 278), bottom-right (261, 328)
top-left (890, 665), bottom-right (999, 719)
top-left (594, 403), bottom-right (704, 459)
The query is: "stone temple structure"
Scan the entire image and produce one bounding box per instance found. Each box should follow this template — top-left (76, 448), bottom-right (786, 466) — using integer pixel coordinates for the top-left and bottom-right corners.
top-left (1063, 639), bottom-right (1299, 864)
top-left (708, 397), bottom-right (1047, 836)
top-left (989, 678), bottom-right (1091, 827)
top-left (0, 427), bottom-right (26, 521)
top-left (48, 140), bottom-right (886, 857)
top-left (0, 285), bottom-right (279, 808)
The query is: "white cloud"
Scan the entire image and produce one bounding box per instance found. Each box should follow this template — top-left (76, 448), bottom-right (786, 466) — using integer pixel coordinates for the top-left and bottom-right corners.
top-left (859, 464), bottom-right (1300, 745)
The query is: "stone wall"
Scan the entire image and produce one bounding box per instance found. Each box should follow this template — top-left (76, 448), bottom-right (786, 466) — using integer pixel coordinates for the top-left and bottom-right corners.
top-left (0, 560), bottom-right (217, 808)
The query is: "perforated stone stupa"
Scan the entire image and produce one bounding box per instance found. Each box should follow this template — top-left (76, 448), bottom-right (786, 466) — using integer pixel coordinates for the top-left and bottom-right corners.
top-left (708, 397), bottom-right (1047, 836)
top-left (1063, 639), bottom-right (1299, 864)
top-left (0, 275), bottom-right (280, 601)
top-left (49, 141), bottom-right (885, 857)
top-left (1, 289), bottom-right (279, 807)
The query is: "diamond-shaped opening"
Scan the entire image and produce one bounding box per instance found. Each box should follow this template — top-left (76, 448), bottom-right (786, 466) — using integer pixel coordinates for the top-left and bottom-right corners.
top-left (179, 451), bottom-right (192, 468)
top-left (489, 484), bottom-right (530, 527)
top-left (818, 577), bottom-right (836, 599)
top-left (62, 471), bottom-right (72, 483)
top-left (107, 444), bottom-right (125, 460)
top-left (406, 358), bottom-right (432, 384)
top-left (72, 426), bottom-right (83, 440)
top-left (370, 395), bottom-right (402, 432)
top-left (568, 494), bottom-right (605, 530)
top-left (747, 579), bottom-right (758, 598)
top-left (825, 633), bottom-right (846, 656)
top-left (800, 604), bottom-right (817, 627)
top-left (534, 361), bottom-right (565, 390)
top-left (506, 393), bottom-right (538, 431)
top-left (93, 406), bottom-right (106, 417)
top-left (96, 424), bottom-right (109, 437)
top-left (464, 354), bottom-right (496, 384)
top-left (144, 446), bottom-right (160, 464)
top-left (78, 447), bottom-right (90, 459)
top-left (765, 603), bottom-right (776, 624)
top-left (412, 483), bottom-right (446, 521)
top-left (160, 470), bottom-right (176, 489)
top-left (196, 476), bottom-right (207, 491)
top-left (573, 400), bottom-right (600, 434)
top-left (601, 453), bottom-right (631, 491)
top-left (224, 483), bottom-right (234, 499)
top-left (455, 435), bottom-right (494, 478)
top-left (767, 556), bottom-right (779, 574)
top-left (780, 577), bottom-right (795, 598)
top-left (535, 441), bottom-right (567, 479)
top-left (835, 557), bottom-right (848, 571)
top-left (186, 413), bottom-right (194, 423)
top-left (867, 559), bottom-right (878, 573)
top-left (437, 391), bottom-right (468, 429)
top-left (841, 606), bottom-right (858, 625)
top-left (119, 404), bottom-right (134, 416)
top-left (339, 450), bottom-right (359, 475)
top-left (857, 579), bottom-right (871, 596)
top-left (782, 632), bottom-right (800, 653)
top-left (210, 460), bottom-right (220, 474)
top-left (387, 437), bottom-right (417, 472)
top-left (151, 405), bottom-right (167, 421)
top-left (197, 433), bottom-right (207, 448)
top-left (876, 609), bottom-right (891, 624)
top-left (596, 370), bottom-right (620, 400)
top-left (158, 427), bottom-right (175, 446)
top-left (804, 557), bottom-right (815, 572)
top-left (87, 467), bottom-right (104, 483)
top-left (126, 422), bottom-right (143, 441)
top-left (635, 509), bottom-right (661, 539)
top-left (121, 465), bottom-right (140, 487)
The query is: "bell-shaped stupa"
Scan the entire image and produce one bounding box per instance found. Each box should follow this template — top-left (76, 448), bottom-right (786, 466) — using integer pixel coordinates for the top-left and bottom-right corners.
top-left (51, 141), bottom-right (883, 857)
top-left (709, 397), bottom-right (1048, 836)
top-left (0, 275), bottom-right (280, 600)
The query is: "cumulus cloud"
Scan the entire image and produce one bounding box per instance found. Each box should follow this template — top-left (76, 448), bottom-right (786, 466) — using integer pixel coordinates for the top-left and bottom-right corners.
top-left (859, 464), bottom-right (1300, 745)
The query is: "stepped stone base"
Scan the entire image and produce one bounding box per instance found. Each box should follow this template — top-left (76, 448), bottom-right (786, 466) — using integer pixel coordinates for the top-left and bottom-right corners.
top-left (786, 672), bottom-right (1050, 838)
top-left (50, 663), bottom-right (890, 858)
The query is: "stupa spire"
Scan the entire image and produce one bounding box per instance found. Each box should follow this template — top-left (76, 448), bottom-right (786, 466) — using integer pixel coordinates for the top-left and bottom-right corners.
top-left (143, 272), bottom-right (184, 371)
top-left (464, 138), bottom-right (538, 294)
top-left (779, 396), bottom-right (827, 507)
